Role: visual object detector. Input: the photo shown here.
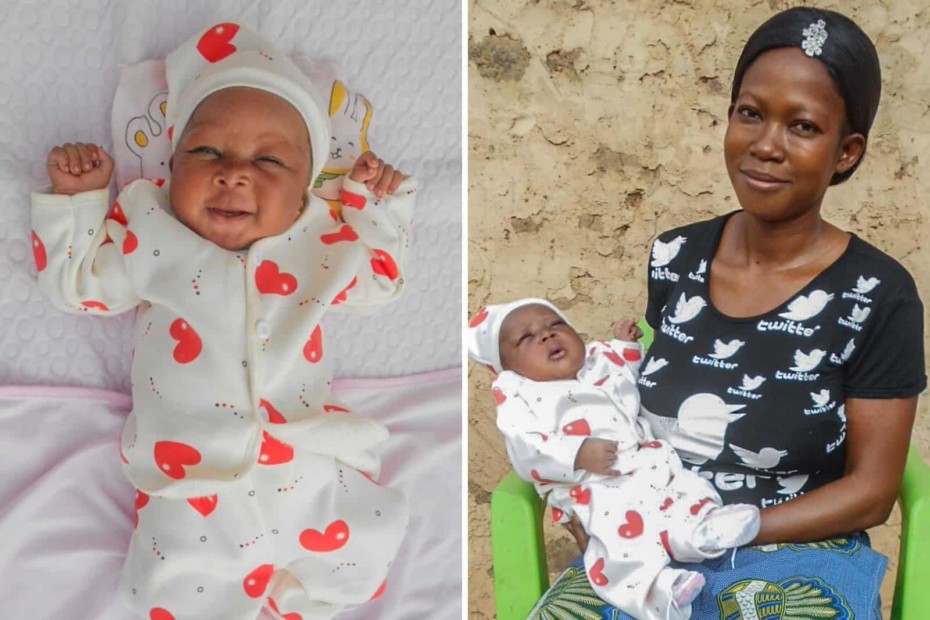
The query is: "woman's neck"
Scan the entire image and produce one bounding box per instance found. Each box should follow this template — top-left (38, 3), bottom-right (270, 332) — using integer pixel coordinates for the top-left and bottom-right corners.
top-left (732, 209), bottom-right (834, 270)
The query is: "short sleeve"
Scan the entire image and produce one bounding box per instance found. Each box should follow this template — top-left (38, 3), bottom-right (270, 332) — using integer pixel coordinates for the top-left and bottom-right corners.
top-left (844, 277), bottom-right (927, 399)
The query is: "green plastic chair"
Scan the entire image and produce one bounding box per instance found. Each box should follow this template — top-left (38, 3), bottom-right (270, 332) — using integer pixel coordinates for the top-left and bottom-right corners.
top-left (490, 322), bottom-right (930, 619)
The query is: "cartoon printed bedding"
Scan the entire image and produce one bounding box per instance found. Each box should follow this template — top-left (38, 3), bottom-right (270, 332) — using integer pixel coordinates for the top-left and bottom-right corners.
top-left (0, 2), bottom-right (461, 618)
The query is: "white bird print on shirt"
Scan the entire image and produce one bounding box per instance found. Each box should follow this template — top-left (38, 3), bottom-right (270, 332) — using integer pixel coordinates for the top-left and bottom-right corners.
top-left (730, 444), bottom-right (788, 469)
top-left (790, 349), bottom-right (827, 372)
top-left (837, 404), bottom-right (846, 423)
top-left (848, 304), bottom-right (871, 323)
top-left (642, 358), bottom-right (669, 376)
top-left (777, 474), bottom-right (809, 495)
top-left (651, 236), bottom-right (687, 267)
top-left (668, 293), bottom-right (706, 324)
top-left (839, 339), bottom-right (856, 362)
top-left (854, 276), bottom-right (881, 294)
top-left (810, 389), bottom-right (831, 408)
top-left (779, 290), bottom-right (834, 321)
top-left (709, 339), bottom-right (745, 360)
top-left (696, 259), bottom-right (707, 274)
top-left (642, 393), bottom-right (745, 465)
top-left (740, 375), bottom-right (765, 391)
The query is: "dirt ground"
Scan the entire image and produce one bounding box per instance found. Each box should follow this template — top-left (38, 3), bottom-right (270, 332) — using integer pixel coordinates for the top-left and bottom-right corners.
top-left (467, 1), bottom-right (930, 618)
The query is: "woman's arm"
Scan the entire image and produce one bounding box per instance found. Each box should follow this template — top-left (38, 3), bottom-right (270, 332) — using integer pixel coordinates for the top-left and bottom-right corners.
top-left (753, 396), bottom-right (917, 544)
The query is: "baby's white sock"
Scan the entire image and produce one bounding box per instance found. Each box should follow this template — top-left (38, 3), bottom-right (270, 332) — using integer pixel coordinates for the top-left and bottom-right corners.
top-left (693, 504), bottom-right (761, 552)
top-left (670, 569), bottom-right (705, 610)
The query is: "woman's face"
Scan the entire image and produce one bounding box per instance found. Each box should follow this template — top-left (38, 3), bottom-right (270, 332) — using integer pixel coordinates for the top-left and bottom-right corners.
top-left (724, 47), bottom-right (865, 223)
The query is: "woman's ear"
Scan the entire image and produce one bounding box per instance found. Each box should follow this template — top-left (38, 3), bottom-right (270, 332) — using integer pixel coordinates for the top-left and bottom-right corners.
top-left (836, 133), bottom-right (866, 175)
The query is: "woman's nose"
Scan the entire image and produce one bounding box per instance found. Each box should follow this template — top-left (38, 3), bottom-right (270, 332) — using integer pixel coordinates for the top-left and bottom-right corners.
top-left (749, 122), bottom-right (785, 161)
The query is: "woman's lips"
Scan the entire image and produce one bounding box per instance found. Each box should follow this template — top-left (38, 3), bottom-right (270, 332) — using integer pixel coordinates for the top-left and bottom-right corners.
top-left (740, 169), bottom-right (788, 191)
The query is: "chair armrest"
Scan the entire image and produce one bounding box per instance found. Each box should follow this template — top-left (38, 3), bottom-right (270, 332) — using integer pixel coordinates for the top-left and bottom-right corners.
top-left (491, 470), bottom-right (548, 620)
top-left (891, 445), bottom-right (930, 619)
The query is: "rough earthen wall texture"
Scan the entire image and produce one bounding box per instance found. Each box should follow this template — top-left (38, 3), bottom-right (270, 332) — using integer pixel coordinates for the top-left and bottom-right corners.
top-left (468, 1), bottom-right (930, 618)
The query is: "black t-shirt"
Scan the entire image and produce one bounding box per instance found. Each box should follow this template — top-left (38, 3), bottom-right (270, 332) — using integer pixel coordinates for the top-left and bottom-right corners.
top-left (641, 214), bottom-right (926, 508)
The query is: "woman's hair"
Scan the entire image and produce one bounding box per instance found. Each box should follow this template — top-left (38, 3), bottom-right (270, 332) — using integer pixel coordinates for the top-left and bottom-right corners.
top-left (730, 7), bottom-right (882, 185)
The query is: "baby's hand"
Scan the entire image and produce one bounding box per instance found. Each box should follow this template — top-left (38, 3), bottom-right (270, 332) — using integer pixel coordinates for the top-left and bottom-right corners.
top-left (613, 317), bottom-right (643, 342)
top-left (349, 151), bottom-right (406, 199)
top-left (47, 143), bottom-right (114, 195)
top-left (574, 438), bottom-right (619, 476)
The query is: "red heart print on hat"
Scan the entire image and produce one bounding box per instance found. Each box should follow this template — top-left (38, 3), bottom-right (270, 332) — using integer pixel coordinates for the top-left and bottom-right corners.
top-left (323, 404), bottom-right (350, 413)
top-left (255, 260), bottom-right (297, 296)
top-left (320, 224), bottom-right (358, 244)
top-left (331, 277), bottom-right (357, 305)
top-left (187, 495), bottom-right (218, 517)
top-left (109, 201), bottom-right (128, 225)
top-left (258, 431), bottom-right (294, 465)
top-left (617, 510), bottom-right (644, 538)
top-left (690, 497), bottom-right (715, 516)
top-left (371, 249), bottom-right (399, 280)
top-left (303, 325), bottom-right (323, 363)
top-left (604, 350), bottom-right (625, 366)
top-left (259, 399), bottom-right (287, 424)
top-left (197, 23), bottom-right (240, 63)
top-left (551, 507), bottom-right (564, 522)
top-left (267, 598), bottom-right (303, 620)
top-left (562, 419), bottom-right (591, 436)
top-left (243, 563), bottom-right (274, 598)
top-left (470, 306), bottom-right (489, 327)
top-left (167, 125), bottom-right (174, 141)
top-left (31, 231), bottom-right (46, 271)
top-left (82, 301), bottom-right (109, 311)
top-left (569, 485), bottom-right (591, 505)
top-left (134, 490), bottom-right (149, 529)
top-left (150, 609), bottom-right (175, 620)
top-left (123, 230), bottom-right (138, 254)
top-left (341, 190), bottom-right (367, 211)
top-left (170, 318), bottom-right (202, 363)
top-left (154, 440), bottom-right (201, 479)
top-left (300, 519), bottom-right (350, 552)
top-left (589, 557), bottom-right (608, 587)
top-left (623, 347), bottom-right (641, 362)
top-left (369, 580), bottom-right (387, 601)
top-left (492, 387), bottom-right (506, 405)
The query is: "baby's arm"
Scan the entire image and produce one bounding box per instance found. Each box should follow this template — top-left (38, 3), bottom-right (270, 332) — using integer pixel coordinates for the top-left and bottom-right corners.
top-left (32, 143), bottom-right (140, 315)
top-left (332, 151), bottom-right (416, 308)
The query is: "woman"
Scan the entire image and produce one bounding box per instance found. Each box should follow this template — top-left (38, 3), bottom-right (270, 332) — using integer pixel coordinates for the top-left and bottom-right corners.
top-left (533, 7), bottom-right (925, 618)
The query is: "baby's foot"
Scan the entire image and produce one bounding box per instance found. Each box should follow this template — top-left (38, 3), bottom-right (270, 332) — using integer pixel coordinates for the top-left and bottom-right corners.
top-left (694, 504), bottom-right (760, 552)
top-left (671, 570), bottom-right (705, 610)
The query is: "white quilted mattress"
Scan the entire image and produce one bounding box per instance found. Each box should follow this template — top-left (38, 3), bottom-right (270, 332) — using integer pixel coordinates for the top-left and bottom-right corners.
top-left (0, 0), bottom-right (462, 389)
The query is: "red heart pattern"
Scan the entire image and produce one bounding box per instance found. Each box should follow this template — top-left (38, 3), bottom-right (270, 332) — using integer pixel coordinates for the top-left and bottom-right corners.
top-left (82, 300), bottom-right (109, 311)
top-left (492, 387), bottom-right (506, 405)
top-left (562, 419), bottom-right (591, 436)
top-left (31, 231), bottom-right (46, 271)
top-left (690, 497), bottom-right (715, 516)
top-left (323, 404), bottom-right (350, 413)
top-left (109, 201), bottom-right (128, 225)
top-left (369, 580), bottom-right (387, 601)
top-left (320, 224), bottom-right (358, 245)
top-left (303, 325), bottom-right (323, 363)
top-left (659, 497), bottom-right (673, 511)
top-left (259, 399), bottom-right (287, 424)
top-left (150, 609), bottom-right (175, 620)
top-left (623, 347), bottom-right (641, 362)
top-left (569, 485), bottom-right (591, 505)
top-left (255, 260), bottom-right (297, 296)
top-left (169, 318), bottom-right (202, 364)
top-left (604, 350), bottom-right (625, 366)
top-left (134, 490), bottom-right (149, 529)
top-left (660, 530), bottom-right (673, 557)
top-left (589, 557), bottom-right (609, 587)
top-left (300, 519), bottom-right (350, 553)
top-left (593, 376), bottom-right (609, 386)
top-left (258, 431), bottom-right (294, 465)
top-left (341, 190), bottom-right (367, 210)
top-left (551, 507), bottom-right (564, 522)
top-left (187, 494), bottom-right (218, 517)
top-left (371, 249), bottom-right (399, 280)
top-left (530, 469), bottom-right (552, 485)
top-left (469, 306), bottom-right (489, 327)
top-left (617, 510), bottom-right (644, 539)
top-left (154, 440), bottom-right (201, 479)
top-left (640, 440), bottom-right (662, 449)
top-left (267, 598), bottom-right (303, 620)
top-left (242, 563), bottom-right (274, 598)
top-left (197, 23), bottom-right (240, 63)
top-left (167, 125), bottom-right (174, 141)
top-left (331, 277), bottom-right (357, 305)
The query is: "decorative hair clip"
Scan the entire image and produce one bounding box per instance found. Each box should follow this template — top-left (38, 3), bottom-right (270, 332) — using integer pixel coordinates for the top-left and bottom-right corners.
top-left (801, 19), bottom-right (828, 57)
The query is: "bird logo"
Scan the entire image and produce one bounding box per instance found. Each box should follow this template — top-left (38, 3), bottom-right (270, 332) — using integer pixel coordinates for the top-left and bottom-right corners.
top-left (847, 304), bottom-right (871, 324)
top-left (695, 259), bottom-right (707, 275)
top-left (708, 339), bottom-right (745, 360)
top-left (853, 276), bottom-right (880, 294)
top-left (642, 394), bottom-right (746, 464)
top-left (642, 358), bottom-right (669, 376)
top-left (810, 389), bottom-right (831, 408)
top-left (839, 339), bottom-right (855, 362)
top-left (651, 236), bottom-right (687, 267)
top-left (837, 404), bottom-right (846, 423)
top-left (739, 375), bottom-right (765, 391)
top-left (667, 293), bottom-right (706, 324)
top-left (776, 473), bottom-right (809, 495)
top-left (790, 349), bottom-right (826, 372)
top-left (778, 290), bottom-right (834, 321)
top-left (730, 444), bottom-right (788, 469)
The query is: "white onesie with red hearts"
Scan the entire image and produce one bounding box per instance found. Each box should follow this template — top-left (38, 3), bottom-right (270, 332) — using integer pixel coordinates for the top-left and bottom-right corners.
top-left (31, 176), bottom-right (415, 620)
top-left (494, 340), bottom-right (729, 620)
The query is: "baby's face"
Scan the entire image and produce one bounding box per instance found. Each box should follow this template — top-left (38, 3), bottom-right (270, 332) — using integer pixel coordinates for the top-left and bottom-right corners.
top-left (169, 87), bottom-right (312, 251)
top-left (499, 305), bottom-right (585, 382)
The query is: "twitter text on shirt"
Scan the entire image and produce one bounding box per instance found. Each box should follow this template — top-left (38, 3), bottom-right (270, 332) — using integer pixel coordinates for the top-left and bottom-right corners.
top-left (756, 319), bottom-right (818, 338)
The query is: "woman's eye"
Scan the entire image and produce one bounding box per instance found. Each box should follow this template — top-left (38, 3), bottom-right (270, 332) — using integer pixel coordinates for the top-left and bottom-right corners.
top-left (794, 121), bottom-right (817, 134)
top-left (738, 107), bottom-right (760, 120)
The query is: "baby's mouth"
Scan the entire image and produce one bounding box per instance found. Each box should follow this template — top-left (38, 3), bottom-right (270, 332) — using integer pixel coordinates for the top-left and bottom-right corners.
top-left (207, 207), bottom-right (251, 222)
top-left (549, 346), bottom-right (566, 361)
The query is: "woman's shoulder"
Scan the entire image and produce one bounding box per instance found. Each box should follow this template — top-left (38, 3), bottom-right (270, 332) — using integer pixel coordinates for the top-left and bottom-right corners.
top-left (839, 234), bottom-right (920, 300)
top-left (654, 213), bottom-right (730, 244)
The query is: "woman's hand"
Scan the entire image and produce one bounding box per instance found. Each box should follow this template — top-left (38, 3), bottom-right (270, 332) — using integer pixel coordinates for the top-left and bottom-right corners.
top-left (47, 143), bottom-right (114, 195)
top-left (349, 151), bottom-right (406, 199)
